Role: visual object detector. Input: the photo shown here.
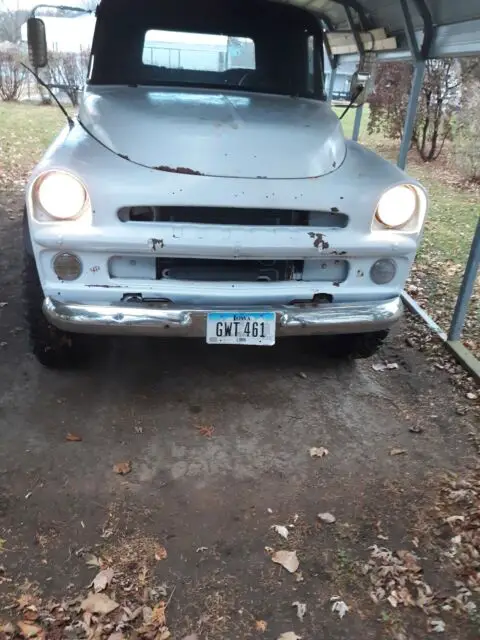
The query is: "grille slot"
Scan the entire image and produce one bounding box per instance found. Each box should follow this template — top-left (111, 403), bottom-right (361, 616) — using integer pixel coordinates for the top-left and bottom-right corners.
top-left (118, 206), bottom-right (348, 228)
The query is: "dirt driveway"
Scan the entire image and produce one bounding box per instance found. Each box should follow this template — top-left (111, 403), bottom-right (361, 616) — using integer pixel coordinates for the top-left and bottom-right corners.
top-left (0, 205), bottom-right (479, 640)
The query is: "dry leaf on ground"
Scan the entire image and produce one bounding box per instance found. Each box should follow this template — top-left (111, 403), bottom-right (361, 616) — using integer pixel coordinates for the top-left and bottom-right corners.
top-left (17, 621), bottom-right (44, 638)
top-left (317, 512), bottom-right (336, 524)
top-left (271, 525), bottom-right (289, 540)
top-left (113, 461), bottom-right (132, 475)
top-left (195, 424), bottom-right (215, 438)
top-left (156, 629), bottom-right (171, 640)
top-left (389, 448), bottom-right (407, 456)
top-left (292, 601), bottom-right (306, 621)
top-left (277, 633), bottom-right (301, 640)
top-left (272, 550), bottom-right (299, 573)
top-left (309, 447), bottom-right (329, 458)
top-left (65, 433), bottom-right (82, 442)
top-left (91, 567), bottom-right (114, 592)
top-left (84, 553), bottom-right (101, 567)
top-left (372, 362), bottom-right (399, 372)
top-left (151, 602), bottom-right (166, 626)
top-left (428, 619), bottom-right (446, 633)
top-left (255, 619), bottom-right (267, 632)
top-left (81, 593), bottom-right (119, 615)
top-left (331, 596), bottom-right (349, 619)
top-left (154, 545), bottom-right (168, 561)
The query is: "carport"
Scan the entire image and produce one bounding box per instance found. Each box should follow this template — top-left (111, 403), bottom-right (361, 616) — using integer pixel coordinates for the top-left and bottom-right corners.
top-left (278, 0), bottom-right (480, 379)
top-left (0, 1), bottom-right (479, 639)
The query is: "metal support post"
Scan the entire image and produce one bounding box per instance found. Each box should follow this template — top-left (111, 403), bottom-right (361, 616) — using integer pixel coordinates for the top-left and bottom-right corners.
top-left (448, 216), bottom-right (480, 341)
top-left (397, 60), bottom-right (425, 170)
top-left (327, 65), bottom-right (337, 103)
top-left (352, 104), bottom-right (363, 141)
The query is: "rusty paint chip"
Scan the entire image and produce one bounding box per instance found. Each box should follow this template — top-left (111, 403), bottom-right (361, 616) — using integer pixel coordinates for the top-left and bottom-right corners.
top-left (154, 165), bottom-right (203, 176)
top-left (308, 231), bottom-right (329, 250)
top-left (150, 238), bottom-right (164, 251)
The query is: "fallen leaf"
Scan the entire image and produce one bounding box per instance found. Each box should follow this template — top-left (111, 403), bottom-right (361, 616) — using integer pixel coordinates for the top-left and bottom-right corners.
top-left (445, 515), bottom-right (465, 524)
top-left (17, 622), bottom-right (44, 638)
top-left (151, 601), bottom-right (166, 626)
top-left (317, 512), bottom-right (336, 524)
top-left (156, 628), bottom-right (171, 640)
top-left (272, 550), bottom-right (299, 573)
top-left (196, 546), bottom-right (208, 553)
top-left (372, 362), bottom-right (399, 371)
top-left (428, 619), bottom-right (446, 633)
top-left (309, 447), bottom-right (329, 458)
top-left (331, 596), bottom-right (349, 619)
top-left (277, 633), bottom-right (301, 640)
top-left (66, 433), bottom-right (82, 442)
top-left (255, 619), bottom-right (267, 632)
top-left (113, 461), bottom-right (132, 475)
top-left (154, 545), bottom-right (168, 561)
top-left (91, 567), bottom-right (114, 592)
top-left (0, 622), bottom-right (15, 634)
top-left (389, 448), bottom-right (407, 456)
top-left (271, 525), bottom-right (289, 540)
top-left (292, 601), bottom-right (306, 621)
top-left (81, 593), bottom-right (119, 615)
top-left (85, 553), bottom-right (101, 567)
top-left (195, 425), bottom-right (215, 438)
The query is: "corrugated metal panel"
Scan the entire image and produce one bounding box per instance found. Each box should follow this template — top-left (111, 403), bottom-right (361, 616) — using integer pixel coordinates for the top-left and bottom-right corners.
top-left (276, 0), bottom-right (480, 33)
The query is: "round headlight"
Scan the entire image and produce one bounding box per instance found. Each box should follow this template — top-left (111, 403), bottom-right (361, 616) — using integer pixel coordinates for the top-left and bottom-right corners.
top-left (37, 171), bottom-right (86, 220)
top-left (376, 185), bottom-right (418, 228)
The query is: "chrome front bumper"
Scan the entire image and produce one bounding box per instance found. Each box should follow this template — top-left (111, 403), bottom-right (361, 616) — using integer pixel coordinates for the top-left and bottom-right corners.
top-left (43, 296), bottom-right (403, 337)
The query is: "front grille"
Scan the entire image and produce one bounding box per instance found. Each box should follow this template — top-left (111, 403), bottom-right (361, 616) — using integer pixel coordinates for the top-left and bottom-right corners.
top-left (108, 256), bottom-right (349, 284)
top-left (118, 206), bottom-right (348, 228)
top-left (155, 258), bottom-right (300, 282)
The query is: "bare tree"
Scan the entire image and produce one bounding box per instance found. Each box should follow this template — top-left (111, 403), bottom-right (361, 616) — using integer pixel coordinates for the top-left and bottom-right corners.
top-left (47, 48), bottom-right (90, 106)
top-left (368, 59), bottom-right (460, 162)
top-left (0, 1), bottom-right (29, 43)
top-left (0, 43), bottom-right (27, 100)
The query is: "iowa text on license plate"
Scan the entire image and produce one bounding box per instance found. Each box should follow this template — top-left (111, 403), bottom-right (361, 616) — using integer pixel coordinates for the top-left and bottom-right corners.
top-left (206, 312), bottom-right (276, 346)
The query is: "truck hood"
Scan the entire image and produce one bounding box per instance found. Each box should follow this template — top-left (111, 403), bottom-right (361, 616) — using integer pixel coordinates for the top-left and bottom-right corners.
top-left (79, 86), bottom-right (346, 179)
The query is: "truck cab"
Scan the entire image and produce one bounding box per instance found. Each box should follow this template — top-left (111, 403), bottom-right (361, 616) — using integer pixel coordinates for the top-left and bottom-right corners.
top-left (23, 0), bottom-right (427, 368)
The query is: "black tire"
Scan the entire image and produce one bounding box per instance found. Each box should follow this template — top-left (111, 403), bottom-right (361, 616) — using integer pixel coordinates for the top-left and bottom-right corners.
top-left (321, 330), bottom-right (389, 360)
top-left (23, 215), bottom-right (92, 369)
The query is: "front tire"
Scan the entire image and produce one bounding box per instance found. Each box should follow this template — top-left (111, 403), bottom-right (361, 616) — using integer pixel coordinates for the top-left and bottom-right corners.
top-left (23, 222), bottom-right (91, 369)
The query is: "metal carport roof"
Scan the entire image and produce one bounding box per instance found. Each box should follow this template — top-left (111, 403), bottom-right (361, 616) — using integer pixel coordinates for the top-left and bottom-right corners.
top-left (273, 0), bottom-right (480, 59)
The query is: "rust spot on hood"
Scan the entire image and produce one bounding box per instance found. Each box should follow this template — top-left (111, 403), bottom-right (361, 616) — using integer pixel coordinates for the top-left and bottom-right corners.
top-left (308, 232), bottom-right (329, 250)
top-left (154, 165), bottom-right (204, 176)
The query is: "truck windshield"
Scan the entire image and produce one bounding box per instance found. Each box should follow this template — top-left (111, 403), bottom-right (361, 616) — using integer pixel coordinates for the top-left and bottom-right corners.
top-left (90, 0), bottom-right (324, 99)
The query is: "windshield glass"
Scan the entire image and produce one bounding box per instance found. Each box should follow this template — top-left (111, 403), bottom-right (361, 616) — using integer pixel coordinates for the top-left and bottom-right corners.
top-left (90, 0), bottom-right (324, 99)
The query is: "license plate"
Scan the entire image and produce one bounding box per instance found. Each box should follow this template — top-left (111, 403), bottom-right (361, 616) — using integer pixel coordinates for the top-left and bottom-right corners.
top-left (206, 312), bottom-right (276, 346)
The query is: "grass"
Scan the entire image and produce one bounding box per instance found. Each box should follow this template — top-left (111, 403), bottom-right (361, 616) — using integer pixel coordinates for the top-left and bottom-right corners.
top-left (1, 99), bottom-right (478, 353)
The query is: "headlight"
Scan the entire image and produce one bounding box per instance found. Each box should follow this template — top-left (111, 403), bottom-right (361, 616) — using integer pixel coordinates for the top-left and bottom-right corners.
top-left (36, 171), bottom-right (87, 220)
top-left (375, 185), bottom-right (419, 229)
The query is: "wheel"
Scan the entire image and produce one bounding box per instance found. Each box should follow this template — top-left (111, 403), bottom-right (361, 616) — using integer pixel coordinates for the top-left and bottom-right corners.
top-left (23, 214), bottom-right (92, 369)
top-left (321, 330), bottom-right (389, 360)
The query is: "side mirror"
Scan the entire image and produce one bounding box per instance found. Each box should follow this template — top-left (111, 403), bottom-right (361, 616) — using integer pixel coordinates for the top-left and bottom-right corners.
top-left (27, 17), bottom-right (48, 68)
top-left (349, 70), bottom-right (373, 105)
